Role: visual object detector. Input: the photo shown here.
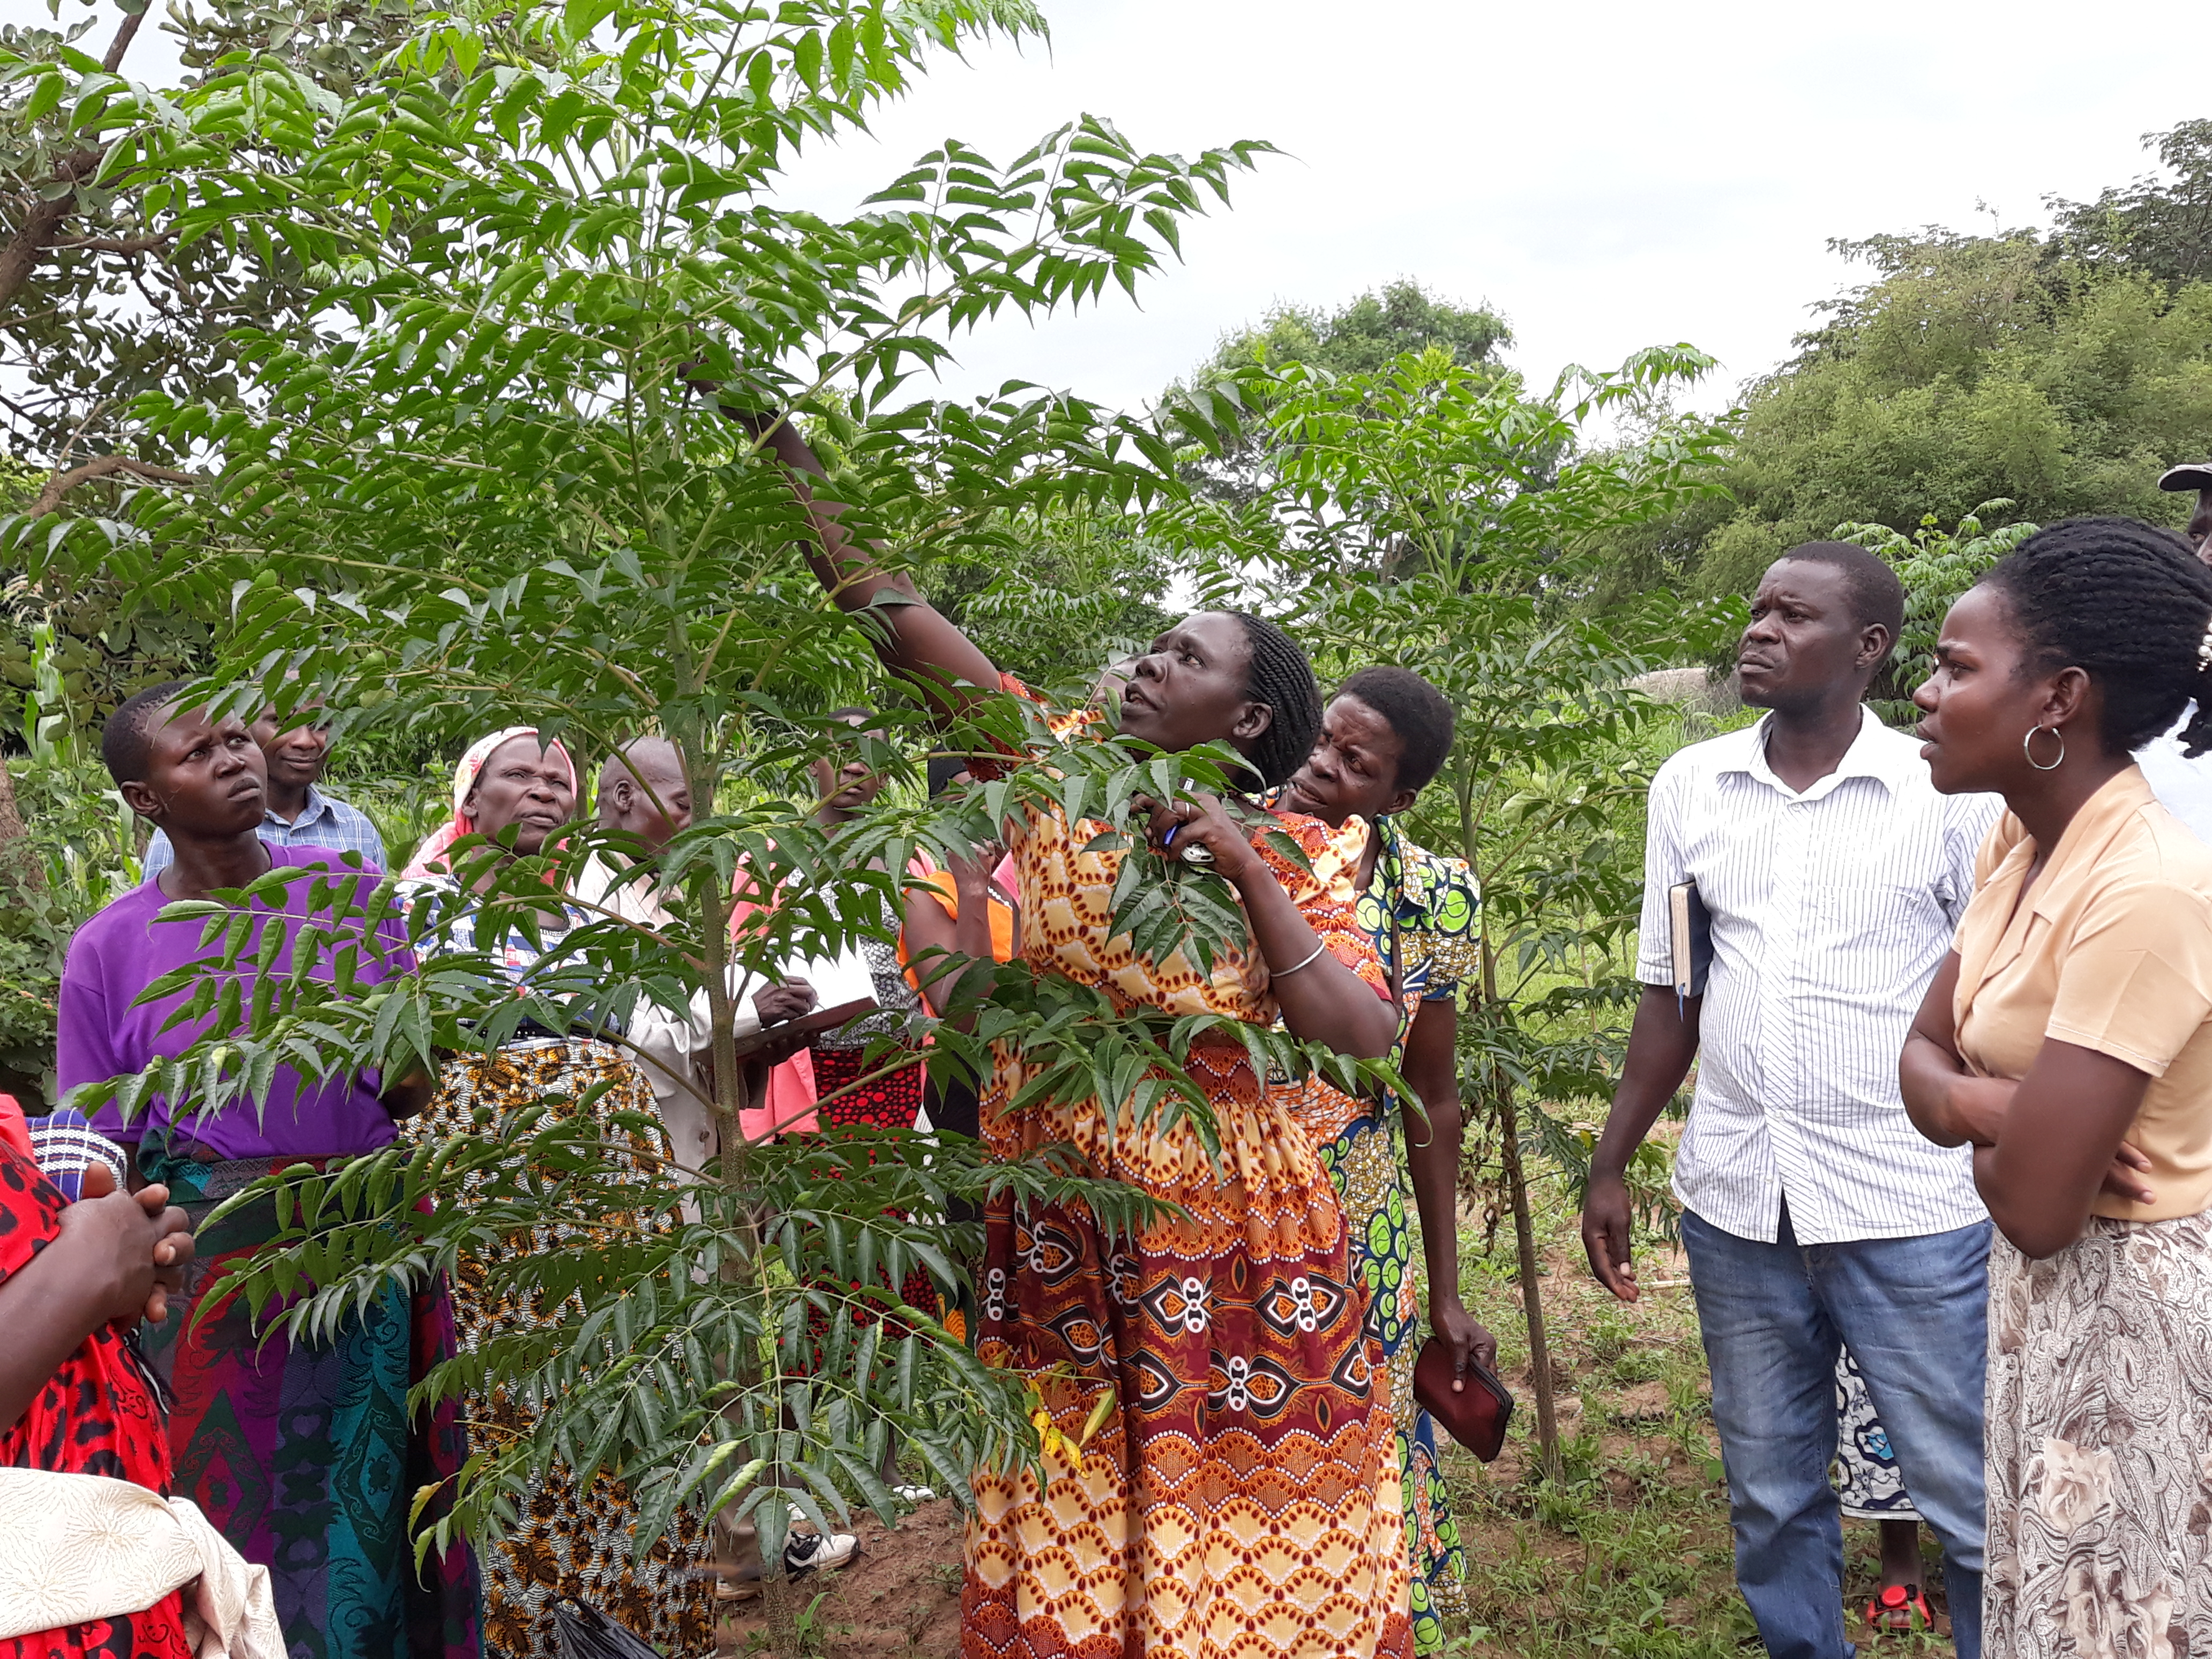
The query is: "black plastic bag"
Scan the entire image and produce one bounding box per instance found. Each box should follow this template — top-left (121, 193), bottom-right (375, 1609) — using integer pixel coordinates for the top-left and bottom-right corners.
top-left (552, 1599), bottom-right (662, 1659)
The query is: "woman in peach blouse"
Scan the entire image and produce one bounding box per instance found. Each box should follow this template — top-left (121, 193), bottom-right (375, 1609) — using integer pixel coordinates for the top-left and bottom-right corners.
top-left (1901, 518), bottom-right (2212, 1656)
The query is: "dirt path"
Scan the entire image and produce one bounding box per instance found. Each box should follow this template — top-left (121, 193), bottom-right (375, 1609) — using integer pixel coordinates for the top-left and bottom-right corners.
top-left (718, 1499), bottom-right (966, 1657)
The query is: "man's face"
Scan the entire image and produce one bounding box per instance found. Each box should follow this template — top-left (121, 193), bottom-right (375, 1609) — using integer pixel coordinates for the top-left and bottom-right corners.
top-left (247, 703), bottom-right (331, 790)
top-left (2189, 489), bottom-right (2212, 562)
top-left (1736, 559), bottom-right (1884, 713)
top-left (608, 753), bottom-right (693, 851)
top-left (125, 703), bottom-right (268, 835)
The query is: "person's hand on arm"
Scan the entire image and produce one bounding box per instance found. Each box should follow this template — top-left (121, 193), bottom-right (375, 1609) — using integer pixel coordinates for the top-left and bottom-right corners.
top-left (1976, 1040), bottom-right (2153, 1257)
top-left (379, 1070), bottom-right (436, 1122)
top-left (0, 1183), bottom-right (192, 1434)
top-left (1140, 794), bottom-right (1394, 1059)
top-left (1901, 950), bottom-right (2154, 1204)
top-left (1581, 985), bottom-right (1701, 1303)
top-left (903, 850), bottom-right (1003, 1026)
top-left (1399, 998), bottom-right (1496, 1379)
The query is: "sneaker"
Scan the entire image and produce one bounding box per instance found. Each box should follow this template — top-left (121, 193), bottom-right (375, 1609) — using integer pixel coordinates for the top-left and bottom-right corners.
top-left (783, 1531), bottom-right (860, 1578)
top-left (892, 1484), bottom-right (937, 1503)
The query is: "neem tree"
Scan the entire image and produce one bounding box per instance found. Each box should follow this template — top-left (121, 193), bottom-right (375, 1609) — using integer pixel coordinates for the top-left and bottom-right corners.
top-left (1179, 346), bottom-right (1741, 1475)
top-left (3, 1), bottom-right (1325, 1649)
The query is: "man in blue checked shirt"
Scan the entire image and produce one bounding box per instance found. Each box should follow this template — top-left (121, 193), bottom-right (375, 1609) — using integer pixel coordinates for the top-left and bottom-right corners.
top-left (141, 700), bottom-right (385, 877)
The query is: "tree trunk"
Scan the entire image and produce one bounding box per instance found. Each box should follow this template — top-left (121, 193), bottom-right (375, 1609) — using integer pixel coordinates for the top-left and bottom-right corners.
top-left (1493, 1075), bottom-right (1561, 1480)
top-left (1476, 928), bottom-right (1560, 1481)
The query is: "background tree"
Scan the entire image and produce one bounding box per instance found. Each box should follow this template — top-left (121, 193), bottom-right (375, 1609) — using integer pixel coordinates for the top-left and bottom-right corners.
top-left (1177, 277), bottom-right (1512, 506)
top-left (1587, 119), bottom-right (2212, 616)
top-left (1176, 342), bottom-right (1739, 1475)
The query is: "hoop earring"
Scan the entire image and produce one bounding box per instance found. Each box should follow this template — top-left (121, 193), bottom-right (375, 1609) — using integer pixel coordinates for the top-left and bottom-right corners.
top-left (2024, 724), bottom-right (2066, 771)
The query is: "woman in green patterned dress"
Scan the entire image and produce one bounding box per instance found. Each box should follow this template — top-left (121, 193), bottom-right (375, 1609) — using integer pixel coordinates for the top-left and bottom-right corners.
top-left (1277, 667), bottom-right (1491, 1654)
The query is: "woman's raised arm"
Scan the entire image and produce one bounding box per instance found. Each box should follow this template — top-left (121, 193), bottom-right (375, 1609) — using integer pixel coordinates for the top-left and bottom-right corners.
top-left (750, 417), bottom-right (1001, 719)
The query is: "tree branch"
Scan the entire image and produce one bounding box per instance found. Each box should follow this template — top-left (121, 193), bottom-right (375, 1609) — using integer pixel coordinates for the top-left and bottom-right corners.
top-left (27, 454), bottom-right (198, 517)
top-left (51, 230), bottom-right (176, 256)
top-left (0, 8), bottom-right (148, 315)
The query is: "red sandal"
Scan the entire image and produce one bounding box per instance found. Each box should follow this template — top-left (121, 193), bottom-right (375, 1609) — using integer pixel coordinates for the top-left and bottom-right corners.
top-left (1864, 1582), bottom-right (1935, 1634)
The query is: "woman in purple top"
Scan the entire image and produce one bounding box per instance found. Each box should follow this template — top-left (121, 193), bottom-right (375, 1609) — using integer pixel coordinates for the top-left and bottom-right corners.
top-left (57, 681), bottom-right (482, 1659)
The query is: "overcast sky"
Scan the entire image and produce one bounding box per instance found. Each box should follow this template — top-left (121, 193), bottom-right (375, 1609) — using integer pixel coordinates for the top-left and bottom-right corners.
top-left (23, 0), bottom-right (2201, 416)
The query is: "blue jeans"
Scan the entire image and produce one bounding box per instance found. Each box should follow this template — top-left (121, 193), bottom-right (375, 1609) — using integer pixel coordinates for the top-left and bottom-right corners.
top-left (1682, 1204), bottom-right (1989, 1659)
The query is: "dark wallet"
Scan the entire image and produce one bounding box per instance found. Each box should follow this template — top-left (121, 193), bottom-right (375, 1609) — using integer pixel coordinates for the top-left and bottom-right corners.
top-left (1412, 1337), bottom-right (1515, 1463)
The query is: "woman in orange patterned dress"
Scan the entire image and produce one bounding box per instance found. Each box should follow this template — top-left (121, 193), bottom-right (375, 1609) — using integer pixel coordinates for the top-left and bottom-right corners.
top-left (755, 415), bottom-right (1416, 1659)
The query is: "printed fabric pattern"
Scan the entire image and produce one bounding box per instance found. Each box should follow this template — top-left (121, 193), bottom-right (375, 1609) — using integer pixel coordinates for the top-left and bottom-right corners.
top-left (136, 1149), bottom-right (483, 1659)
top-left (1279, 816), bottom-right (1477, 1653)
top-left (0, 1141), bottom-right (192, 1659)
top-left (1833, 1346), bottom-right (1919, 1521)
top-left (1984, 1212), bottom-right (2212, 1658)
top-left (961, 765), bottom-right (1414, 1659)
top-left (399, 1040), bottom-right (710, 1659)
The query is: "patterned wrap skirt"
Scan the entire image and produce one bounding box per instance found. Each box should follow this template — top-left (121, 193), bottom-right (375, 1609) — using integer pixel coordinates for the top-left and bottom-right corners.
top-left (1985, 1209), bottom-right (2212, 1657)
top-left (402, 1040), bottom-right (712, 1659)
top-left (1313, 1108), bottom-right (1469, 1654)
top-left (138, 1150), bottom-right (483, 1659)
top-left (1834, 1346), bottom-right (1920, 1522)
top-left (964, 1033), bottom-right (1413, 1659)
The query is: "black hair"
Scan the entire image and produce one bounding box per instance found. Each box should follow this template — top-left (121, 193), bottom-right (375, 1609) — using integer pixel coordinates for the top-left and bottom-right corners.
top-left (1978, 516), bottom-right (2212, 755)
top-left (1777, 541), bottom-right (1907, 657)
top-left (101, 679), bottom-right (191, 787)
top-left (1226, 611), bottom-right (1322, 789)
top-left (1334, 666), bottom-right (1456, 793)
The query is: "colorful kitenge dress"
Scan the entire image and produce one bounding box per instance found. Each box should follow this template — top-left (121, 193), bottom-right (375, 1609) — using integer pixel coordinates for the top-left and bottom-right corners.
top-left (1276, 816), bottom-right (1477, 1654)
top-left (399, 880), bottom-right (711, 1659)
top-left (55, 848), bottom-right (482, 1659)
top-left (0, 1137), bottom-right (193, 1659)
top-left (962, 721), bottom-right (1414, 1659)
top-left (1833, 1347), bottom-right (1919, 1521)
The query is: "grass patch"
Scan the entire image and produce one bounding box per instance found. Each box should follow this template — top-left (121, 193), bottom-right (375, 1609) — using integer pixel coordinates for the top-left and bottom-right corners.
top-left (1429, 1174), bottom-right (1957, 1655)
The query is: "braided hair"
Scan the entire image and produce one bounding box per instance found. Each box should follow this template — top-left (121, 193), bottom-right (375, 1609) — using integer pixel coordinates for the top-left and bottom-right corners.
top-left (1978, 517), bottom-right (2212, 756)
top-left (1226, 611), bottom-right (1322, 788)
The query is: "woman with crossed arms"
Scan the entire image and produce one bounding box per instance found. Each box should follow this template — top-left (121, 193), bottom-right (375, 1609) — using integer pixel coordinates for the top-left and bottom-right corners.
top-left (1902, 517), bottom-right (2212, 1654)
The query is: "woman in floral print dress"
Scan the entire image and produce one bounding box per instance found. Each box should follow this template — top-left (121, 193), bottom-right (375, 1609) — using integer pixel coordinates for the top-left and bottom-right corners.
top-left (760, 413), bottom-right (1416, 1659)
top-left (1277, 668), bottom-right (1490, 1654)
top-left (1901, 519), bottom-right (2212, 1655)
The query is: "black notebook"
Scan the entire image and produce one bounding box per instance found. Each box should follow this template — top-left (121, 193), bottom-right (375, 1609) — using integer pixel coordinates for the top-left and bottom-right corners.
top-left (1669, 879), bottom-right (1712, 1014)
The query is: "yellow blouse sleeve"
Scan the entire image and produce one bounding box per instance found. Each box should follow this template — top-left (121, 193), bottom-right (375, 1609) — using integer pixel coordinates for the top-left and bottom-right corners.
top-left (2046, 877), bottom-right (2212, 1077)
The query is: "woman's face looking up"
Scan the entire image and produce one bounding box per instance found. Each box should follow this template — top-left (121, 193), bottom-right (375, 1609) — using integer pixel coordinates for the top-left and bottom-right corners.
top-left (1115, 612), bottom-right (1273, 764)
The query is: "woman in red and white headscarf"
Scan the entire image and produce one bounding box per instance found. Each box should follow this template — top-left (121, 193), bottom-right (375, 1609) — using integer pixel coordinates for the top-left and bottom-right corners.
top-left (397, 728), bottom-right (715, 1659)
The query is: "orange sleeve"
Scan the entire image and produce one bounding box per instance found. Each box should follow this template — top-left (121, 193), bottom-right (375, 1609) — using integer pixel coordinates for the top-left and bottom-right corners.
top-left (1258, 812), bottom-right (1391, 1000)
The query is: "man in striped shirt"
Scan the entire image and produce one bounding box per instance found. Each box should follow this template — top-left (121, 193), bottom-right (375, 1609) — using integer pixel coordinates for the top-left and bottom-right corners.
top-left (1581, 542), bottom-right (2000, 1659)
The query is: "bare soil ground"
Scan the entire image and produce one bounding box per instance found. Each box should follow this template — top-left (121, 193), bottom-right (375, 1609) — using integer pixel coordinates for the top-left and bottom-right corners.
top-left (716, 1499), bottom-right (966, 1657)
